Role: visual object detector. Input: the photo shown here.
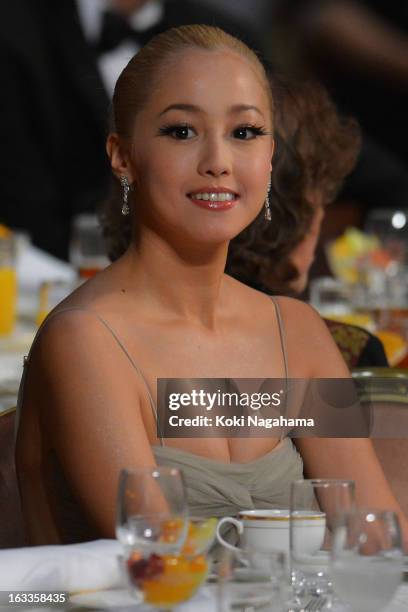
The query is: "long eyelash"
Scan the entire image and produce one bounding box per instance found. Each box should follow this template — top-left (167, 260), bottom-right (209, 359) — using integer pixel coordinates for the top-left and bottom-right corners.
top-left (158, 123), bottom-right (190, 135)
top-left (239, 124), bottom-right (270, 136)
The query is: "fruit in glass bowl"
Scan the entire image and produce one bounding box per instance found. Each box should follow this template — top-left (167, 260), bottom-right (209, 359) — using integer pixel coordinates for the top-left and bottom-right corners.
top-left (127, 517), bottom-right (217, 608)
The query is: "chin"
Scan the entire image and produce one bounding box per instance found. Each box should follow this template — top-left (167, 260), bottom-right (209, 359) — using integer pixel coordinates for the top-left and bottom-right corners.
top-left (190, 215), bottom-right (252, 244)
top-left (289, 275), bottom-right (308, 296)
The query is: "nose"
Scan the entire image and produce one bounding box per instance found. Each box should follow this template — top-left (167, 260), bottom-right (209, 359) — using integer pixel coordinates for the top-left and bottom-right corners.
top-left (197, 133), bottom-right (231, 178)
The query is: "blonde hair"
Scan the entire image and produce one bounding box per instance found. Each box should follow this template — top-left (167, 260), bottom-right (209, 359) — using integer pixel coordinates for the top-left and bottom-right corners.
top-left (112, 24), bottom-right (273, 137)
top-left (102, 24), bottom-right (274, 260)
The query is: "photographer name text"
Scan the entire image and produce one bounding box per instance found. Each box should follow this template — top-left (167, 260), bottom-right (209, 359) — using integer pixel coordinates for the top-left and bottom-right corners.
top-left (167, 414), bottom-right (314, 429)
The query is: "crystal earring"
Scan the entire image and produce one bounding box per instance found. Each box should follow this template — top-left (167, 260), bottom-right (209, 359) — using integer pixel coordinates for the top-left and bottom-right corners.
top-left (264, 176), bottom-right (272, 221)
top-left (120, 176), bottom-right (130, 216)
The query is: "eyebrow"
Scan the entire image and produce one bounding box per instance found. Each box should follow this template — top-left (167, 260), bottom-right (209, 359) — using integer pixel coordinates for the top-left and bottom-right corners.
top-left (158, 103), bottom-right (265, 117)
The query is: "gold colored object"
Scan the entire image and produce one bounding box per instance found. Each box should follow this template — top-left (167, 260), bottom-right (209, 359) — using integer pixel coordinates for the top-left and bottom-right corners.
top-left (240, 513), bottom-right (323, 521)
top-left (0, 231), bottom-right (17, 336)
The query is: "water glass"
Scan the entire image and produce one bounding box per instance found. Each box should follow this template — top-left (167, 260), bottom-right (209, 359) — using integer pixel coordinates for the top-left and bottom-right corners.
top-left (331, 509), bottom-right (404, 612)
top-left (309, 277), bottom-right (352, 317)
top-left (217, 546), bottom-right (287, 611)
top-left (290, 479), bottom-right (355, 605)
top-left (116, 466), bottom-right (188, 554)
top-left (69, 213), bottom-right (109, 278)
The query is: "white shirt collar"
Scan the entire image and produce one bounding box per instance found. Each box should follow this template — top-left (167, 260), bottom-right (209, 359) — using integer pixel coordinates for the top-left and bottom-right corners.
top-left (129, 1), bottom-right (164, 31)
top-left (75, 0), bottom-right (164, 43)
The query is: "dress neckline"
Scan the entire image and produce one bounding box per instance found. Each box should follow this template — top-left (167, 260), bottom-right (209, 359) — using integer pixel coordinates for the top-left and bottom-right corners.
top-left (152, 438), bottom-right (288, 467)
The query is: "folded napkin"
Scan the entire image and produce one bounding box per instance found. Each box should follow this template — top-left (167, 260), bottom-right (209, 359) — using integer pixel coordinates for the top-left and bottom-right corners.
top-left (0, 539), bottom-right (123, 593)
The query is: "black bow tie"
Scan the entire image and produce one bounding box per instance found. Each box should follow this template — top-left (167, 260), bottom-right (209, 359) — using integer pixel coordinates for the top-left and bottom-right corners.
top-left (95, 10), bottom-right (159, 54)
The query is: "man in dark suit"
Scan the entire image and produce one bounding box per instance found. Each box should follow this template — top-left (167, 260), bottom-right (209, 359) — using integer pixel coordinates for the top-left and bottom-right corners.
top-left (0, 0), bottom-right (109, 259)
top-left (0, 0), bottom-right (262, 260)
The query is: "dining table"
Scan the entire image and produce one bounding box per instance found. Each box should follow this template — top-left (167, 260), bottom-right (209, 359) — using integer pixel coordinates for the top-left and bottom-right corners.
top-left (2, 246), bottom-right (408, 611)
top-left (0, 581), bottom-right (407, 611)
top-left (0, 242), bottom-right (76, 414)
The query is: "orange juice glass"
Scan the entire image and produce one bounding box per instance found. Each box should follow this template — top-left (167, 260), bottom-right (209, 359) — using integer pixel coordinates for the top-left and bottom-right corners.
top-left (0, 233), bottom-right (17, 336)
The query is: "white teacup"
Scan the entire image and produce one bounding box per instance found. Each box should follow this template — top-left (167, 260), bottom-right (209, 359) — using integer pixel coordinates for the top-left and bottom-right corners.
top-left (216, 509), bottom-right (326, 556)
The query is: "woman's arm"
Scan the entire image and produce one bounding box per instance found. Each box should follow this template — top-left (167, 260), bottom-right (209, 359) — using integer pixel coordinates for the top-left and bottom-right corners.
top-left (280, 298), bottom-right (408, 548)
top-left (297, 436), bottom-right (408, 548)
top-left (23, 309), bottom-right (159, 538)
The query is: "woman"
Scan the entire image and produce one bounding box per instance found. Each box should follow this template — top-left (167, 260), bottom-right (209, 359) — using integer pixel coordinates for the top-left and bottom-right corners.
top-left (227, 75), bottom-right (361, 296)
top-left (16, 25), bottom-right (407, 545)
top-left (227, 76), bottom-right (388, 368)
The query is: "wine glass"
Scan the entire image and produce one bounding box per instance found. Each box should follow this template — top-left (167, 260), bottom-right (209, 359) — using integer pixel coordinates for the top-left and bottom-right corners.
top-left (331, 508), bottom-right (404, 612)
top-left (290, 479), bottom-right (355, 609)
top-left (116, 466), bottom-right (188, 550)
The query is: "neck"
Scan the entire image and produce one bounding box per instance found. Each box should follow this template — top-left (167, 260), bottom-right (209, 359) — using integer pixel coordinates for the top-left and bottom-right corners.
top-left (121, 229), bottom-right (230, 329)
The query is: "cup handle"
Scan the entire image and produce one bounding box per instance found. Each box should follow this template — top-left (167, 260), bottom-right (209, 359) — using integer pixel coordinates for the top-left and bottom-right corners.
top-left (216, 517), bottom-right (243, 552)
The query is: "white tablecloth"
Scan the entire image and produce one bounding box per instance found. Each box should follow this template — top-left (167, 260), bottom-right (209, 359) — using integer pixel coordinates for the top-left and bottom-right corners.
top-left (3, 582), bottom-right (403, 611)
top-left (68, 582), bottom-right (408, 611)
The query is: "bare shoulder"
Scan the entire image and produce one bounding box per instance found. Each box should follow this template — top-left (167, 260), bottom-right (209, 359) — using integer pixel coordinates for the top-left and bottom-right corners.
top-left (272, 296), bottom-right (350, 377)
top-left (33, 306), bottom-right (107, 360)
top-left (27, 305), bottom-right (140, 410)
top-left (273, 295), bottom-right (324, 322)
top-left (223, 275), bottom-right (279, 314)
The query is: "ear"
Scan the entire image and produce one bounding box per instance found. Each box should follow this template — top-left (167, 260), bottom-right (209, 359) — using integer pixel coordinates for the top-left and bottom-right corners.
top-left (106, 133), bottom-right (136, 183)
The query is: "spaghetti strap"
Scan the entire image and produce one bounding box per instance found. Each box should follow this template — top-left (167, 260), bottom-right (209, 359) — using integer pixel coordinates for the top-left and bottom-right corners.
top-left (17, 306), bottom-right (165, 446)
top-left (269, 296), bottom-right (289, 379)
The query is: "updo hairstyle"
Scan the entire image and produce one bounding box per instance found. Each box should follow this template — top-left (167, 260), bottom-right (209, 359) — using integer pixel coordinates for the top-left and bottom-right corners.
top-left (100, 24), bottom-right (274, 261)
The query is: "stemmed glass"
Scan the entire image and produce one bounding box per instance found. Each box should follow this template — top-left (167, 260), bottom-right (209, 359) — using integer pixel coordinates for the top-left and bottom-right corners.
top-left (331, 509), bottom-right (404, 612)
top-left (290, 479), bottom-right (355, 610)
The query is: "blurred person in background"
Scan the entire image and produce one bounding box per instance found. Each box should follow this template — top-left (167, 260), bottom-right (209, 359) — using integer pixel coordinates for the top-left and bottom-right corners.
top-left (267, 0), bottom-right (408, 224)
top-left (277, 0), bottom-right (408, 162)
top-left (0, 0), bottom-right (261, 260)
top-left (226, 76), bottom-right (389, 369)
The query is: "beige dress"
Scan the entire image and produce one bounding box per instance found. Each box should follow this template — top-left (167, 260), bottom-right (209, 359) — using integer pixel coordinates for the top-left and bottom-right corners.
top-left (16, 298), bottom-right (303, 542)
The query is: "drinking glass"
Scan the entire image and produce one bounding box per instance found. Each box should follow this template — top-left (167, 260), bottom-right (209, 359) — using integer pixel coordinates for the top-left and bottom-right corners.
top-left (36, 279), bottom-right (78, 326)
top-left (69, 213), bottom-right (109, 279)
top-left (0, 231), bottom-right (17, 336)
top-left (331, 509), bottom-right (404, 612)
top-left (117, 467), bottom-right (215, 610)
top-left (365, 208), bottom-right (408, 265)
top-left (217, 546), bottom-right (287, 611)
top-left (290, 479), bottom-right (355, 608)
top-left (309, 277), bottom-right (352, 317)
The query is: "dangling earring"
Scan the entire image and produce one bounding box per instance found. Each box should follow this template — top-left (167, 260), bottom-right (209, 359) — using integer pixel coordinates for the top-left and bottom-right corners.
top-left (120, 176), bottom-right (130, 216)
top-left (264, 175), bottom-right (272, 221)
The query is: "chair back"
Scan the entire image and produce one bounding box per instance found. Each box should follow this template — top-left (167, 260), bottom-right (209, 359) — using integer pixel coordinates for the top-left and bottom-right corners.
top-left (0, 407), bottom-right (26, 548)
top-left (352, 367), bottom-right (408, 517)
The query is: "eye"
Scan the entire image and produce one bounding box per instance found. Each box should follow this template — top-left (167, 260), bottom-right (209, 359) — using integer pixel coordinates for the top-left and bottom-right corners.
top-left (233, 125), bottom-right (268, 140)
top-left (158, 124), bottom-right (196, 140)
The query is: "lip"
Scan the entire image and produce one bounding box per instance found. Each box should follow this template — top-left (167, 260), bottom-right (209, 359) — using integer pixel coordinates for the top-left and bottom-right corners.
top-left (187, 187), bottom-right (239, 211)
top-left (190, 198), bottom-right (238, 211)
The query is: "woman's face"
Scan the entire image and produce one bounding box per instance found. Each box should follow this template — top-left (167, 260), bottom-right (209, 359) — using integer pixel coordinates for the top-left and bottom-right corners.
top-left (123, 48), bottom-right (274, 247)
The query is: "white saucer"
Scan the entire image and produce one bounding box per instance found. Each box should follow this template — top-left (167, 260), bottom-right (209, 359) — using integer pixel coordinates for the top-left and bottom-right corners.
top-left (294, 551), bottom-right (330, 570)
